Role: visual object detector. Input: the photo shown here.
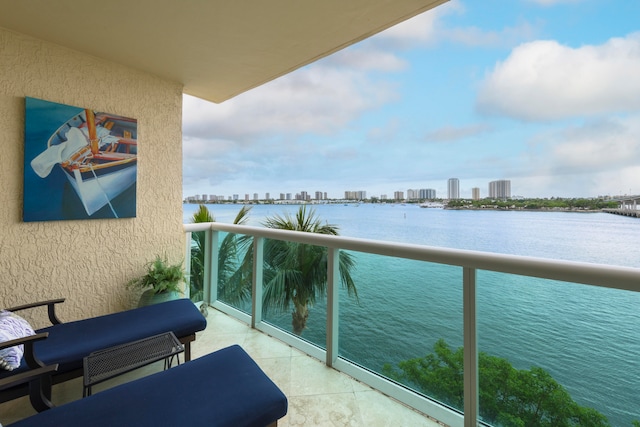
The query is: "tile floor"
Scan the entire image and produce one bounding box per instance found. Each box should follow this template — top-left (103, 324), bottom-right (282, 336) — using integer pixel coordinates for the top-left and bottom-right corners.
top-left (0, 308), bottom-right (445, 427)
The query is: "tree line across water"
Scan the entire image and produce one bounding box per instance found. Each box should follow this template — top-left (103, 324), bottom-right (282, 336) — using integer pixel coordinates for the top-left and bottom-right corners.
top-left (189, 204), bottom-right (637, 427)
top-left (444, 197), bottom-right (618, 210)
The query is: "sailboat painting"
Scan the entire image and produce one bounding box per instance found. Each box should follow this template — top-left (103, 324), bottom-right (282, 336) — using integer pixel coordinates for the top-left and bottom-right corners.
top-left (23, 97), bottom-right (137, 221)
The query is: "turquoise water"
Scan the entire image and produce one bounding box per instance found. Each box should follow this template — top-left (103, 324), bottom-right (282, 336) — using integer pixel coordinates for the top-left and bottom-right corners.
top-left (184, 203), bottom-right (640, 425)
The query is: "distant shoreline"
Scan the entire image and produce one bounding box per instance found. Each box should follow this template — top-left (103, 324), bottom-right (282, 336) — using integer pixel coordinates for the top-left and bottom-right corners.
top-left (184, 201), bottom-right (607, 213)
top-left (443, 207), bottom-right (602, 213)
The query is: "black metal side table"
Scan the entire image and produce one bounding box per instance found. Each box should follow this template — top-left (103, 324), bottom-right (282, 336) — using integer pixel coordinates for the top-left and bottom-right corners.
top-left (83, 331), bottom-right (184, 397)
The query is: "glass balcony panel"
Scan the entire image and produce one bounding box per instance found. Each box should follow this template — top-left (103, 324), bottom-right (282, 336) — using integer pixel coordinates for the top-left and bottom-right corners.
top-left (339, 251), bottom-right (464, 413)
top-left (186, 221), bottom-right (640, 427)
top-left (188, 230), bottom-right (206, 303)
top-left (260, 238), bottom-right (327, 350)
top-left (477, 271), bottom-right (640, 427)
top-left (216, 231), bottom-right (253, 314)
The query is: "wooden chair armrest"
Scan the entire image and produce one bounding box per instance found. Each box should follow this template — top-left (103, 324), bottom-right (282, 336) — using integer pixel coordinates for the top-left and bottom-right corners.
top-left (6, 298), bottom-right (65, 325)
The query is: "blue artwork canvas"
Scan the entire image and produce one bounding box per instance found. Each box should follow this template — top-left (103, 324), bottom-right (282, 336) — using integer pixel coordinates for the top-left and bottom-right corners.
top-left (23, 97), bottom-right (137, 221)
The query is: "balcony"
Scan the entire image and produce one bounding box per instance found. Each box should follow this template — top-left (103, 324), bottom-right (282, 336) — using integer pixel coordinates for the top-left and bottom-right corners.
top-left (0, 308), bottom-right (440, 426)
top-left (184, 221), bottom-right (640, 427)
top-left (2, 221), bottom-right (637, 426)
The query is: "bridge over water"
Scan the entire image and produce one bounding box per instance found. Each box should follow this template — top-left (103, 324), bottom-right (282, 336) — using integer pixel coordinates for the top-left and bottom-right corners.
top-left (603, 194), bottom-right (640, 218)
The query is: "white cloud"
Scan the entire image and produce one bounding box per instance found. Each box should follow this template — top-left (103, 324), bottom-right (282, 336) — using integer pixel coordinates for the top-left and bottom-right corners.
top-left (183, 64), bottom-right (398, 142)
top-left (424, 123), bottom-right (493, 142)
top-left (476, 33), bottom-right (640, 121)
top-left (374, 6), bottom-right (443, 48)
top-left (548, 116), bottom-right (640, 173)
top-left (445, 21), bottom-right (538, 48)
top-left (506, 114), bottom-right (640, 196)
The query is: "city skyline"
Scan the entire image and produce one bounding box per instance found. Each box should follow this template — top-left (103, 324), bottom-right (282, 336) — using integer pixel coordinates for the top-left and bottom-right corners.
top-left (182, 1), bottom-right (640, 200)
top-left (186, 177), bottom-right (515, 201)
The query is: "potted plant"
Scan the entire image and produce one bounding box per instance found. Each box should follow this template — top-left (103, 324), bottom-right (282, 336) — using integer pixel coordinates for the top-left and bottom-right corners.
top-left (127, 255), bottom-right (186, 307)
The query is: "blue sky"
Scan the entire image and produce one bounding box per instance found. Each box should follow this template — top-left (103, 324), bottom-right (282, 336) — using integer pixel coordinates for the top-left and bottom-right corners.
top-left (182, 0), bottom-right (640, 200)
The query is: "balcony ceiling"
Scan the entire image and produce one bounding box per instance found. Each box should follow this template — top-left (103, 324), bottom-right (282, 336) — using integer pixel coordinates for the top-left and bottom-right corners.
top-left (0, 0), bottom-right (447, 104)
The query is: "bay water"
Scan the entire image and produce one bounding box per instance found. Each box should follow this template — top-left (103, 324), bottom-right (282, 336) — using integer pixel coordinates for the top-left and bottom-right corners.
top-left (183, 203), bottom-right (639, 425)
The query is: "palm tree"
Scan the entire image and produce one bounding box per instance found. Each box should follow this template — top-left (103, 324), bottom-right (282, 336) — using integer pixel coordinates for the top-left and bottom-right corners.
top-left (189, 205), bottom-right (252, 303)
top-left (261, 205), bottom-right (357, 335)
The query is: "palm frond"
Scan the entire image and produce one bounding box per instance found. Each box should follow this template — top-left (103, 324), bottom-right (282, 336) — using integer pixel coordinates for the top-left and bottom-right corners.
top-left (261, 205), bottom-right (357, 334)
top-left (191, 204), bottom-right (215, 223)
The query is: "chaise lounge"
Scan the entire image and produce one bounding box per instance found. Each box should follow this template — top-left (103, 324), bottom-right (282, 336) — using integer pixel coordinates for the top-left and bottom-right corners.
top-left (2, 344), bottom-right (288, 426)
top-left (0, 298), bottom-right (207, 408)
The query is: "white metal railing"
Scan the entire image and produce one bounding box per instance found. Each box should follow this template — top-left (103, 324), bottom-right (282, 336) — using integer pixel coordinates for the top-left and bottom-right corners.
top-left (184, 222), bottom-right (640, 427)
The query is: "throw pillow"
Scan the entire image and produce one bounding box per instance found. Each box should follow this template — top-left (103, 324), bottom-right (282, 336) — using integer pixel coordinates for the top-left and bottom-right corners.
top-left (0, 310), bottom-right (36, 371)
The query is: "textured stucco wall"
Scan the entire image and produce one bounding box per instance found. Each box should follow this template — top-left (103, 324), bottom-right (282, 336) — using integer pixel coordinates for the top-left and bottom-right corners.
top-left (0, 28), bottom-right (185, 326)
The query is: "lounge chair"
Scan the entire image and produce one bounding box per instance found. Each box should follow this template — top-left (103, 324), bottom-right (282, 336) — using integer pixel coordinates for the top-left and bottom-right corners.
top-left (2, 345), bottom-right (288, 427)
top-left (0, 298), bottom-right (206, 408)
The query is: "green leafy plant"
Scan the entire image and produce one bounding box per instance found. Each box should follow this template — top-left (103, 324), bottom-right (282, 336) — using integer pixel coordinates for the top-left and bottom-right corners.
top-left (383, 339), bottom-right (612, 427)
top-left (260, 205), bottom-right (358, 335)
top-left (127, 255), bottom-right (186, 295)
top-left (189, 205), bottom-right (252, 303)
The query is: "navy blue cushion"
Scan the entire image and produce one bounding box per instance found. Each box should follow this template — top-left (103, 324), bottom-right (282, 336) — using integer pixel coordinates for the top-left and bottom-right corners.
top-left (27, 299), bottom-right (206, 373)
top-left (9, 345), bottom-right (288, 427)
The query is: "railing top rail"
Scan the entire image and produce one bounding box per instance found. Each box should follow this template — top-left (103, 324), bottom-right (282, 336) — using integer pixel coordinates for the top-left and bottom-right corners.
top-left (184, 222), bottom-right (640, 292)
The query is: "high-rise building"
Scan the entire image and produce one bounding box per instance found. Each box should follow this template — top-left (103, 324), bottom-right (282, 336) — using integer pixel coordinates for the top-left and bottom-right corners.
top-left (265, 193), bottom-right (270, 200)
top-left (406, 189), bottom-right (418, 200)
top-left (447, 178), bottom-right (460, 200)
top-left (345, 191), bottom-right (366, 200)
top-left (419, 188), bottom-right (436, 199)
top-left (394, 191), bottom-right (404, 201)
top-left (315, 191), bottom-right (323, 200)
top-left (489, 180), bottom-right (511, 199)
top-left (472, 187), bottom-right (480, 200)
top-left (279, 193), bottom-right (285, 200)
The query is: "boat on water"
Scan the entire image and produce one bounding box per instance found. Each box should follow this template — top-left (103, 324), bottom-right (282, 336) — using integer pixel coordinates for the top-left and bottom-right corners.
top-left (31, 109), bottom-right (137, 217)
top-left (420, 201), bottom-right (444, 208)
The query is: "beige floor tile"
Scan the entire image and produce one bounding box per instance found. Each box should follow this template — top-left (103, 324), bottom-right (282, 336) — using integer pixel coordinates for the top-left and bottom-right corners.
top-left (191, 332), bottom-right (247, 359)
top-left (290, 355), bottom-right (355, 396)
top-left (355, 390), bottom-right (441, 427)
top-left (287, 393), bottom-right (363, 427)
top-left (242, 330), bottom-right (293, 359)
top-left (349, 377), bottom-right (375, 393)
top-left (202, 310), bottom-right (250, 334)
top-left (254, 356), bottom-right (292, 397)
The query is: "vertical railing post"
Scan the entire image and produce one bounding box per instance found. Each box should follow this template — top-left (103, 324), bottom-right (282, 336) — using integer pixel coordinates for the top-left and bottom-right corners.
top-left (184, 231), bottom-right (192, 300)
top-left (205, 229), bottom-right (219, 304)
top-left (463, 267), bottom-right (478, 427)
top-left (252, 237), bottom-right (264, 329)
top-left (326, 247), bottom-right (339, 367)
